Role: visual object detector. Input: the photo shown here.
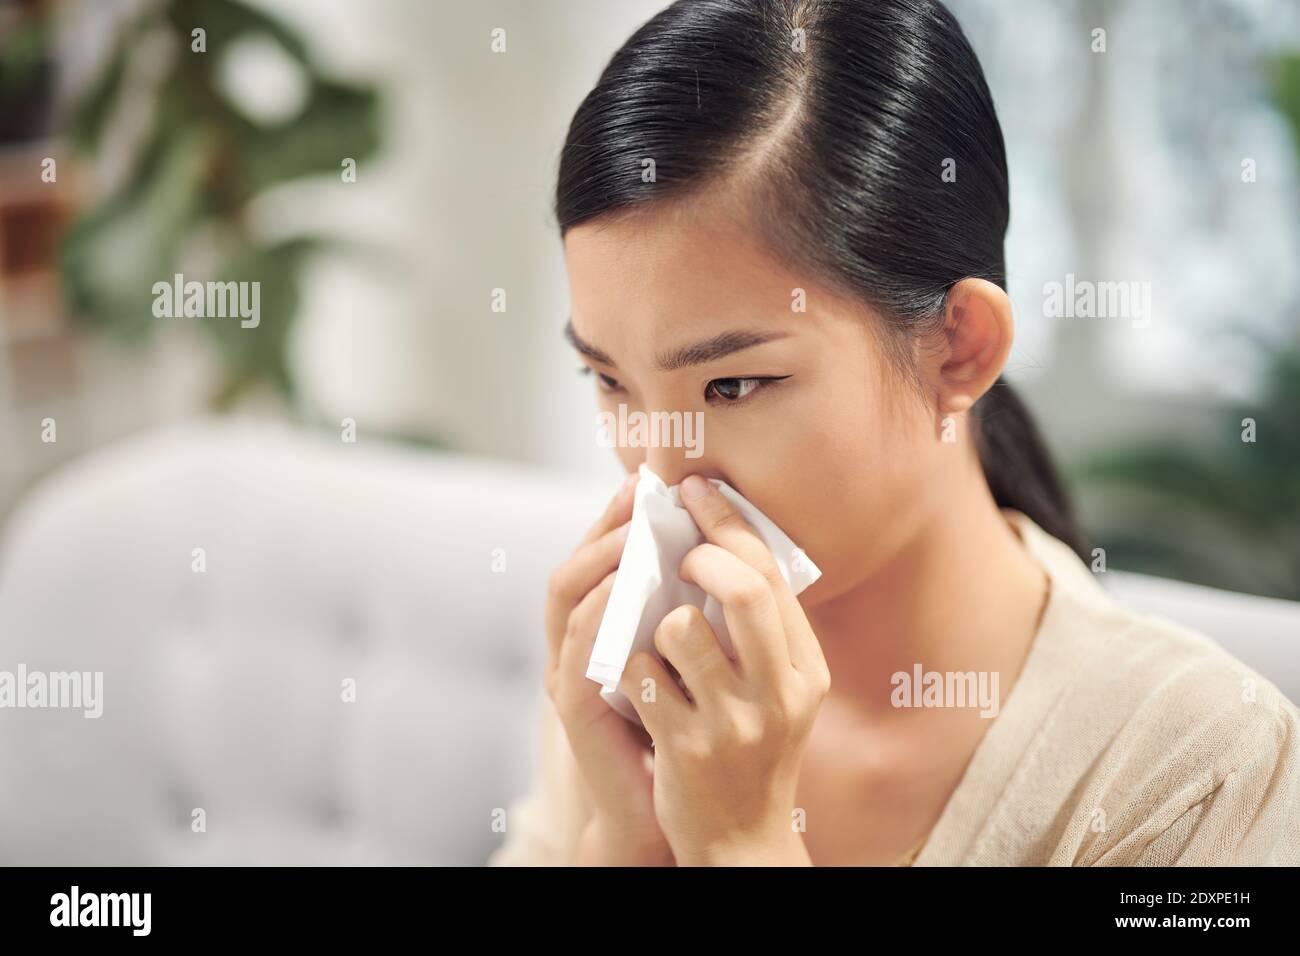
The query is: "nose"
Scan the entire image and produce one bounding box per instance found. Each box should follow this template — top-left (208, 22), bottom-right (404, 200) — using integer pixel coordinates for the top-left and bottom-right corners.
top-left (620, 392), bottom-right (722, 488)
top-left (644, 445), bottom-right (721, 490)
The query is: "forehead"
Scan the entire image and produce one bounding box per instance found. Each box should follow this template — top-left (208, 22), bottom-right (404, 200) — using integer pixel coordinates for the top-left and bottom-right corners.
top-left (563, 201), bottom-right (814, 344)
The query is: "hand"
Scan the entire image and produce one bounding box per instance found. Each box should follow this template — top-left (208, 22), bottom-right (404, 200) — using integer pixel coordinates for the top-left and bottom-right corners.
top-left (618, 474), bottom-right (830, 866)
top-left (544, 472), bottom-right (675, 865)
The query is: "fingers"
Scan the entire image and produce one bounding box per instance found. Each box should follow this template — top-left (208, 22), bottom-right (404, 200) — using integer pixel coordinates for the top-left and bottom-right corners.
top-left (678, 475), bottom-right (783, 587)
top-left (677, 544), bottom-right (786, 687)
top-left (652, 603), bottom-right (737, 699)
top-left (552, 569), bottom-right (617, 703)
top-left (580, 471), bottom-right (638, 547)
top-left (546, 521), bottom-right (630, 666)
top-left (619, 648), bottom-right (691, 739)
top-left (678, 475), bottom-right (827, 677)
top-left (545, 472), bottom-right (636, 667)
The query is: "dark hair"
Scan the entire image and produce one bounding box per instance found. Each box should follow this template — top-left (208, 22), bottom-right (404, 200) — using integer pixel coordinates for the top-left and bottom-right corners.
top-left (555, 0), bottom-right (1090, 562)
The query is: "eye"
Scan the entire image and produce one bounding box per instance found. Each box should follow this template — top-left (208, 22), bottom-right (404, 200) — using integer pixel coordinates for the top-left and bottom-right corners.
top-left (704, 376), bottom-right (790, 405)
top-left (577, 366), bottom-right (623, 393)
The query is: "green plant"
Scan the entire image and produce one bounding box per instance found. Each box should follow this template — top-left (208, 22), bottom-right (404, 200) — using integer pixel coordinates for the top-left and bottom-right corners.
top-left (58, 0), bottom-right (381, 407)
top-left (0, 4), bottom-right (54, 140)
top-left (1072, 344), bottom-right (1300, 599)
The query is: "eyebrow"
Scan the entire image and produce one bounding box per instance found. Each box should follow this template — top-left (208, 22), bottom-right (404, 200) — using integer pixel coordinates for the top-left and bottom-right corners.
top-left (564, 318), bottom-right (791, 372)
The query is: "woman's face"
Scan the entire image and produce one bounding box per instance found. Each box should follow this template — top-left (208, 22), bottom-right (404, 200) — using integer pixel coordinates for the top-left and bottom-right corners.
top-left (563, 200), bottom-right (958, 607)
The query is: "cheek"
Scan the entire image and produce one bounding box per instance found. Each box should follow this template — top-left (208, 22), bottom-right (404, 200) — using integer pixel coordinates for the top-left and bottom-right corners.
top-left (747, 383), bottom-right (939, 600)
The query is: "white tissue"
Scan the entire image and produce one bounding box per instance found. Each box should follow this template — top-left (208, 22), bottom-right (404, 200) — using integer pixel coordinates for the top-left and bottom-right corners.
top-left (585, 463), bottom-right (822, 727)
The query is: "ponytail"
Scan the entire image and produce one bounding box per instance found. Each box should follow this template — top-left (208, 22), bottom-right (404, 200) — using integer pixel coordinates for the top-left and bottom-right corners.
top-left (973, 376), bottom-right (1091, 563)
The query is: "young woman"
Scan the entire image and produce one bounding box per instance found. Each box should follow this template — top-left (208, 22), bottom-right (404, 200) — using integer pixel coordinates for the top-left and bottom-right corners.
top-left (489, 0), bottom-right (1300, 866)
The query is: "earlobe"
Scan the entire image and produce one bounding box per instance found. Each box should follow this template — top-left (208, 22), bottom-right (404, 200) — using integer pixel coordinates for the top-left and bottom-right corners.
top-left (935, 277), bottom-right (1014, 413)
top-left (943, 393), bottom-right (975, 414)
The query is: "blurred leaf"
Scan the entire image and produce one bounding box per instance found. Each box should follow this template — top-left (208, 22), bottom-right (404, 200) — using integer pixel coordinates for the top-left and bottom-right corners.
top-left (167, 0), bottom-right (312, 67)
top-left (66, 13), bottom-right (158, 152)
top-left (60, 129), bottom-right (210, 341)
top-left (202, 237), bottom-right (321, 408)
top-left (1273, 52), bottom-right (1300, 150)
top-left (0, 11), bottom-right (52, 93)
top-left (240, 78), bottom-right (381, 195)
top-left (58, 0), bottom-right (384, 405)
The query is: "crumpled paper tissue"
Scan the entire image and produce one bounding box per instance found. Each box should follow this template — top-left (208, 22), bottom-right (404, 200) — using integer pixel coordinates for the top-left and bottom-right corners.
top-left (586, 463), bottom-right (822, 727)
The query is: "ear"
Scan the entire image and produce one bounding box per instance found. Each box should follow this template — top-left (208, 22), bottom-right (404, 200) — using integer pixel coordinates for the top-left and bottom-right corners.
top-left (922, 277), bottom-right (1013, 415)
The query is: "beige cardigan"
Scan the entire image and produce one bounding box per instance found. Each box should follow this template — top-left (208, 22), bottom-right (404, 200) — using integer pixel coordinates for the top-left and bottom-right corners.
top-left (487, 509), bottom-right (1300, 866)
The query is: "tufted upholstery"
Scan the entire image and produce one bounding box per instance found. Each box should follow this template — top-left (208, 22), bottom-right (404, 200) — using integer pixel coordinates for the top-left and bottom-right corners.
top-left (0, 421), bottom-right (608, 865)
top-left (0, 420), bottom-right (1296, 864)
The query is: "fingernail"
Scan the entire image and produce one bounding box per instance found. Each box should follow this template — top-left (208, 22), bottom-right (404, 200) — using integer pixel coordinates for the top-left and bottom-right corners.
top-left (681, 475), bottom-right (710, 501)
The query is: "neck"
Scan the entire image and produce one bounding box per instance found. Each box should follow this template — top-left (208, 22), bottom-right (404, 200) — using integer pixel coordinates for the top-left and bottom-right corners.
top-left (804, 478), bottom-right (1049, 720)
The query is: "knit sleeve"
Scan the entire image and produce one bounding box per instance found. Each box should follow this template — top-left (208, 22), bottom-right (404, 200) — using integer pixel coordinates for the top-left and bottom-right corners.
top-left (1135, 696), bottom-right (1300, 866)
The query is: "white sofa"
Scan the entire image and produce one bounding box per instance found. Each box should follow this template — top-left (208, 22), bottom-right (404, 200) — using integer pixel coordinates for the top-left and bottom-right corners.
top-left (0, 420), bottom-right (1296, 865)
